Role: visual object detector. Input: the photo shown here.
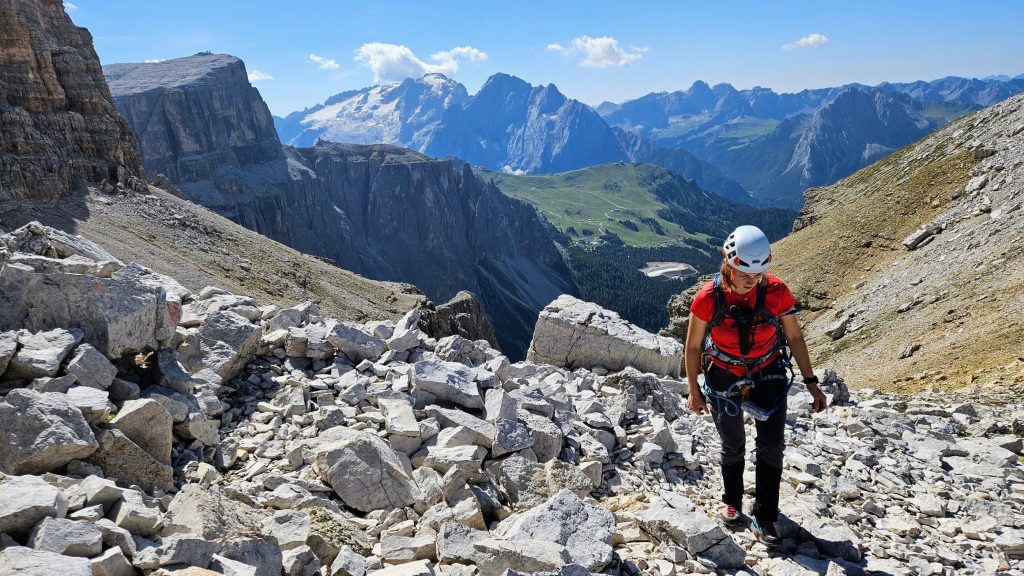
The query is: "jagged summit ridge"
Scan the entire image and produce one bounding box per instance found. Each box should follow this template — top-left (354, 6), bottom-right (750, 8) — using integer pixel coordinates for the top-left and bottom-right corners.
top-left (271, 71), bottom-right (750, 201)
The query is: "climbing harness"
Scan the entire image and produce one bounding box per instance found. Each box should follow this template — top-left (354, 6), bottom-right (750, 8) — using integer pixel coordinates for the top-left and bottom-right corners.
top-left (698, 274), bottom-right (800, 422)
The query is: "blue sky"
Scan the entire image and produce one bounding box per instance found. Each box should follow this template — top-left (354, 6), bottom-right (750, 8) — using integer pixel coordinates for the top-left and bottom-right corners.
top-left (69, 1), bottom-right (1024, 116)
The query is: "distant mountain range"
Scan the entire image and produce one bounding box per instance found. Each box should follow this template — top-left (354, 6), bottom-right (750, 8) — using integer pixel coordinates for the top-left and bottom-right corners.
top-left (274, 74), bottom-right (755, 204)
top-left (599, 75), bottom-right (1024, 207)
top-left (278, 73), bottom-right (1024, 209)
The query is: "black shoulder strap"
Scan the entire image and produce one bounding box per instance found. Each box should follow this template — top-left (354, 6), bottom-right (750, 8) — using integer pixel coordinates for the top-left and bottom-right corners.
top-left (754, 280), bottom-right (787, 345)
top-left (755, 281), bottom-right (769, 318)
top-left (709, 274), bottom-right (727, 329)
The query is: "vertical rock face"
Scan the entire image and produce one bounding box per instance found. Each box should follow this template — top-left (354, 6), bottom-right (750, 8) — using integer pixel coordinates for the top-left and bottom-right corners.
top-left (104, 53), bottom-right (284, 186)
top-left (287, 144), bottom-right (575, 357)
top-left (0, 0), bottom-right (144, 200)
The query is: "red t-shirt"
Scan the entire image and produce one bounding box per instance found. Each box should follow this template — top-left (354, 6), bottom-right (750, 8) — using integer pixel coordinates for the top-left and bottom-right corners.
top-left (690, 274), bottom-right (796, 375)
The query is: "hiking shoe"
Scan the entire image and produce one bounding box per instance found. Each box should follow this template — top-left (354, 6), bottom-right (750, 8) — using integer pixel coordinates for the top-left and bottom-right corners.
top-left (751, 516), bottom-right (782, 547)
top-left (720, 504), bottom-right (742, 525)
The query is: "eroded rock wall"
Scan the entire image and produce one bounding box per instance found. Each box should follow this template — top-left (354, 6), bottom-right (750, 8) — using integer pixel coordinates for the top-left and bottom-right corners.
top-left (0, 0), bottom-right (144, 199)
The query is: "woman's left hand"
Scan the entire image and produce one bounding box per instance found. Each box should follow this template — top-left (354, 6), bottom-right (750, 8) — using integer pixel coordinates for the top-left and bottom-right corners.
top-left (807, 384), bottom-right (828, 412)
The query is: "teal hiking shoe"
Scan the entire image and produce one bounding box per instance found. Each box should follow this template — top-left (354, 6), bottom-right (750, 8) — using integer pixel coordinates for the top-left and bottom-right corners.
top-left (751, 516), bottom-right (782, 547)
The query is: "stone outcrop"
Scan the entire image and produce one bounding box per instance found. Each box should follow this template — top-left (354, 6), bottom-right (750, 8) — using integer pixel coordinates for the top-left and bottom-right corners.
top-left (528, 294), bottom-right (684, 377)
top-left (0, 0), bottom-right (144, 200)
top-left (0, 223), bottom-right (177, 359)
top-left (418, 291), bottom-right (498, 349)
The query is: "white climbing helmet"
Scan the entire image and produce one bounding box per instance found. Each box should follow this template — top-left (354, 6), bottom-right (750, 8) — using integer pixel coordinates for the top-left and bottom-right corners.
top-left (722, 225), bottom-right (772, 273)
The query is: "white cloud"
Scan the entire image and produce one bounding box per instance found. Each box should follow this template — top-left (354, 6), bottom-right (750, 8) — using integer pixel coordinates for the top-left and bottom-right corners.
top-left (63, 1), bottom-right (77, 11)
top-left (355, 43), bottom-right (488, 82)
top-left (144, 59), bottom-right (162, 64)
top-left (431, 46), bottom-right (488, 64)
top-left (783, 33), bottom-right (829, 51)
top-left (549, 36), bottom-right (644, 67)
top-left (248, 70), bottom-right (274, 82)
top-left (308, 53), bottom-right (340, 70)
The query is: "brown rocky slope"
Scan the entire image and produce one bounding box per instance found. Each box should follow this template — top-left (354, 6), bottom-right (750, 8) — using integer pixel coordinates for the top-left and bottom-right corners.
top-left (0, 185), bottom-right (426, 325)
top-left (768, 94), bottom-right (1024, 392)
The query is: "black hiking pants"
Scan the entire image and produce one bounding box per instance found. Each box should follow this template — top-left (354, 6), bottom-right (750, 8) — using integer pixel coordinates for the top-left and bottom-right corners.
top-left (705, 358), bottom-right (787, 522)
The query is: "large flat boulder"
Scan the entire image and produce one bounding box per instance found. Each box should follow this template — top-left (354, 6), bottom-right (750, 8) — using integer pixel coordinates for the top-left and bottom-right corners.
top-left (637, 497), bottom-right (745, 569)
top-left (86, 429), bottom-right (174, 493)
top-left (64, 343), bottom-right (117, 390)
top-left (0, 546), bottom-right (91, 576)
top-left (493, 489), bottom-right (615, 571)
top-left (326, 321), bottom-right (385, 363)
top-left (0, 263), bottom-right (173, 359)
top-left (412, 359), bottom-right (483, 409)
top-left (310, 427), bottom-right (418, 512)
top-left (165, 484), bottom-right (264, 540)
top-left (188, 310), bottom-right (262, 381)
top-left (0, 388), bottom-right (98, 474)
top-left (437, 523), bottom-right (569, 576)
top-left (527, 295), bottom-right (683, 377)
top-left (109, 399), bottom-right (174, 464)
top-left (0, 474), bottom-right (69, 536)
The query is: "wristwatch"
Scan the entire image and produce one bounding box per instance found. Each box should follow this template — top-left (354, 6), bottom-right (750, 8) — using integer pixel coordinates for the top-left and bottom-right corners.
top-left (802, 375), bottom-right (819, 385)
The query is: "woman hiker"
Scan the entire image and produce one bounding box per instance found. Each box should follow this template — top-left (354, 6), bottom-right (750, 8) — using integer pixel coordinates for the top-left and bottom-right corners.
top-left (684, 225), bottom-right (828, 547)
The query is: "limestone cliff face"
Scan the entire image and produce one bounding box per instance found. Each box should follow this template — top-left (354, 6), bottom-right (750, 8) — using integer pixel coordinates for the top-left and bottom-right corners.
top-left (286, 143), bottom-right (576, 357)
top-left (105, 57), bottom-right (577, 358)
top-left (0, 0), bottom-right (144, 200)
top-left (104, 53), bottom-right (284, 188)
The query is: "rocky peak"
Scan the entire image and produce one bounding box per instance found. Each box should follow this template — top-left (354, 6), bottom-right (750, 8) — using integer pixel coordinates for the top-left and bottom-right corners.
top-left (0, 0), bottom-right (145, 200)
top-left (273, 73), bottom-right (469, 149)
top-left (477, 72), bottom-right (532, 98)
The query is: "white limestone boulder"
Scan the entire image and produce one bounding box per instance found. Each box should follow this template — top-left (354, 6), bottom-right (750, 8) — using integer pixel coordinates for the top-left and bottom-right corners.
top-left (310, 427), bottom-right (418, 513)
top-left (0, 389), bottom-right (98, 474)
top-left (527, 295), bottom-right (683, 377)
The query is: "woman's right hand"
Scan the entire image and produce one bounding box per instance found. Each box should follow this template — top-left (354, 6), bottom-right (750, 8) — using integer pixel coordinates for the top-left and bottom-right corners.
top-left (688, 393), bottom-right (708, 416)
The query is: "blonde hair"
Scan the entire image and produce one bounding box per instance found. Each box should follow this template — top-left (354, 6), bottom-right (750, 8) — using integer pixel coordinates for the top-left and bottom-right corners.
top-left (719, 260), bottom-right (766, 293)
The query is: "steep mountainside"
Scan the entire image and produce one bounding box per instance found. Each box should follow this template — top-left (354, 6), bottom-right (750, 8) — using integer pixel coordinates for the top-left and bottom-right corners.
top-left (104, 53), bottom-right (289, 212)
top-left (273, 73), bottom-right (750, 201)
top-left (0, 0), bottom-right (145, 200)
top-left (105, 57), bottom-right (576, 359)
top-left (769, 94), bottom-right (1024, 391)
